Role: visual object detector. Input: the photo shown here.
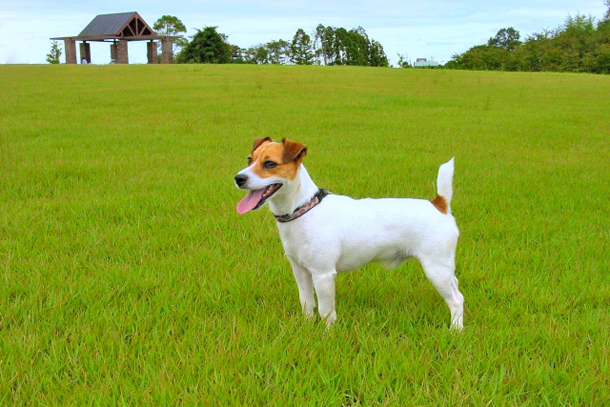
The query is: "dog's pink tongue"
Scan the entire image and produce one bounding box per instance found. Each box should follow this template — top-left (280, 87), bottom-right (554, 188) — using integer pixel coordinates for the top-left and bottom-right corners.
top-left (237, 189), bottom-right (264, 214)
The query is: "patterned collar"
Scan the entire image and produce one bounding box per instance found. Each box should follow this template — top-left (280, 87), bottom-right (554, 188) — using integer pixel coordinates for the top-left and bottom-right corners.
top-left (274, 189), bottom-right (331, 223)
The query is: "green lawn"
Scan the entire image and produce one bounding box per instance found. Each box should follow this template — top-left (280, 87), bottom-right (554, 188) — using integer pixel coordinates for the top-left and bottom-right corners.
top-left (1, 64), bottom-right (609, 406)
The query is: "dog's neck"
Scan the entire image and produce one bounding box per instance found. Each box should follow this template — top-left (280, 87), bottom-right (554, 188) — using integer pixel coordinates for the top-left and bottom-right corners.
top-left (268, 164), bottom-right (319, 217)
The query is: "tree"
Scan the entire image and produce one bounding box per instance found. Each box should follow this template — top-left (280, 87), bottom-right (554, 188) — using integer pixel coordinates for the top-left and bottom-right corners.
top-left (243, 45), bottom-right (269, 64)
top-left (604, 0), bottom-right (610, 21)
top-left (333, 27), bottom-right (348, 64)
top-left (313, 25), bottom-right (338, 65)
top-left (396, 53), bottom-right (411, 68)
top-left (176, 26), bottom-right (232, 64)
top-left (153, 15), bottom-right (187, 56)
top-left (348, 27), bottom-right (370, 66)
top-left (369, 39), bottom-right (389, 67)
top-left (239, 40), bottom-right (291, 64)
top-left (290, 29), bottom-right (314, 65)
top-left (488, 27), bottom-right (521, 51)
top-left (228, 45), bottom-right (247, 63)
top-left (267, 40), bottom-right (291, 64)
top-left (313, 24), bottom-right (329, 64)
top-left (312, 25), bottom-right (388, 67)
top-left (46, 41), bottom-right (62, 64)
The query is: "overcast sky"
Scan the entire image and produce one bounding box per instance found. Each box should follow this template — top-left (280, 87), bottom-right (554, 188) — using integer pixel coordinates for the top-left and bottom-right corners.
top-left (1, 0), bottom-right (607, 65)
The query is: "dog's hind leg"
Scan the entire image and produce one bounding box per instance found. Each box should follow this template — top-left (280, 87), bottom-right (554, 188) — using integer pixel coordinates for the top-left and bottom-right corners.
top-left (419, 256), bottom-right (464, 330)
top-left (311, 270), bottom-right (338, 328)
top-left (289, 258), bottom-right (316, 318)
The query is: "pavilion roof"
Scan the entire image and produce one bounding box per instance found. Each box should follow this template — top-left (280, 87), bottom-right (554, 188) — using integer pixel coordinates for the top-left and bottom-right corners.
top-left (51, 12), bottom-right (178, 41)
top-left (79, 12), bottom-right (144, 36)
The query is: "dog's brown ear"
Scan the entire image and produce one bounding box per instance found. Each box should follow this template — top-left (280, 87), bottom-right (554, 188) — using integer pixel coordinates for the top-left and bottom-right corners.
top-left (282, 138), bottom-right (308, 163)
top-left (251, 137), bottom-right (273, 153)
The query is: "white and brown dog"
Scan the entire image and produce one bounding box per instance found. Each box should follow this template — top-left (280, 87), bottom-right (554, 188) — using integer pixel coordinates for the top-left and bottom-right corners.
top-left (235, 137), bottom-right (464, 329)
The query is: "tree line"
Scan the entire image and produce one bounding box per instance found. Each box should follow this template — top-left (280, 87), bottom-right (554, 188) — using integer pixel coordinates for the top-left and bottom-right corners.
top-left (446, 3), bottom-right (610, 74)
top-left (169, 23), bottom-right (389, 67)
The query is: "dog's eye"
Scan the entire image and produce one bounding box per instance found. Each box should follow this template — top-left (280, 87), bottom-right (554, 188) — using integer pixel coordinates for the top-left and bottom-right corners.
top-left (247, 157), bottom-right (252, 165)
top-left (264, 161), bottom-right (278, 169)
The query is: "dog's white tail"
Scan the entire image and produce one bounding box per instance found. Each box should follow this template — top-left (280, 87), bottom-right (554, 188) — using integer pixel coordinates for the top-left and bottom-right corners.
top-left (436, 158), bottom-right (455, 210)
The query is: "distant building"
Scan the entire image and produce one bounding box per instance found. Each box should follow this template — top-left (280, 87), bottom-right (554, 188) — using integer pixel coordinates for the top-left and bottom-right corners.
top-left (51, 12), bottom-right (178, 64)
top-left (414, 58), bottom-right (439, 68)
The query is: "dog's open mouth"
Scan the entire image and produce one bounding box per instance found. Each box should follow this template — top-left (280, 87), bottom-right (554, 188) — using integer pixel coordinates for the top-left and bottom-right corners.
top-left (236, 183), bottom-right (282, 214)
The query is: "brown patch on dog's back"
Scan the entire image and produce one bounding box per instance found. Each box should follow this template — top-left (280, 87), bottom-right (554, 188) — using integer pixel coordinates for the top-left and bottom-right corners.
top-left (431, 195), bottom-right (448, 214)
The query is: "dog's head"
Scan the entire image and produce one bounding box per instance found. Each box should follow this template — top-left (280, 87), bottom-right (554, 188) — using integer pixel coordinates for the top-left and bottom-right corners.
top-left (234, 137), bottom-right (307, 214)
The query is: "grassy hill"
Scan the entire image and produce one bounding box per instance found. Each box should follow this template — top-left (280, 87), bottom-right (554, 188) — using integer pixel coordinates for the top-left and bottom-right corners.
top-left (1, 64), bottom-right (609, 406)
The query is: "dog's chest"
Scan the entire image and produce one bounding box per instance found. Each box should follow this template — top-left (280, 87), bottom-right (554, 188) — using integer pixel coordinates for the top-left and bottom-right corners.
top-left (276, 220), bottom-right (329, 264)
top-left (277, 221), bottom-right (310, 255)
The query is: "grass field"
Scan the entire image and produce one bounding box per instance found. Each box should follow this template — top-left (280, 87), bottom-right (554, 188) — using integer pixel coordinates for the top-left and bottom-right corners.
top-left (1, 64), bottom-right (609, 406)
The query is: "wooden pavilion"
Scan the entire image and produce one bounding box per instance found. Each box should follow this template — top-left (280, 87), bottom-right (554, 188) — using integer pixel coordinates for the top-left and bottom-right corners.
top-left (51, 12), bottom-right (179, 64)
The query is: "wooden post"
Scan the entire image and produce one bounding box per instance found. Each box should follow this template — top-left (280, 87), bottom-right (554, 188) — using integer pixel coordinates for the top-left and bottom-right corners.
top-left (64, 39), bottom-right (76, 64)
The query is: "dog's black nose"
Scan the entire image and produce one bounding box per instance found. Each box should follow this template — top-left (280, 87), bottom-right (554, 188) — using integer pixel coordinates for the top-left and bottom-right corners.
top-left (234, 174), bottom-right (248, 187)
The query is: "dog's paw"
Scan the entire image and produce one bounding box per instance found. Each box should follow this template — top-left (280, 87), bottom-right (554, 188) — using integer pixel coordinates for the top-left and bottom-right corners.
top-left (323, 311), bottom-right (337, 329)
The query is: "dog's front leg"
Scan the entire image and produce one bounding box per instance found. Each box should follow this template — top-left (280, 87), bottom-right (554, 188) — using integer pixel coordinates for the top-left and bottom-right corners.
top-left (312, 271), bottom-right (337, 328)
top-left (288, 258), bottom-right (316, 318)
